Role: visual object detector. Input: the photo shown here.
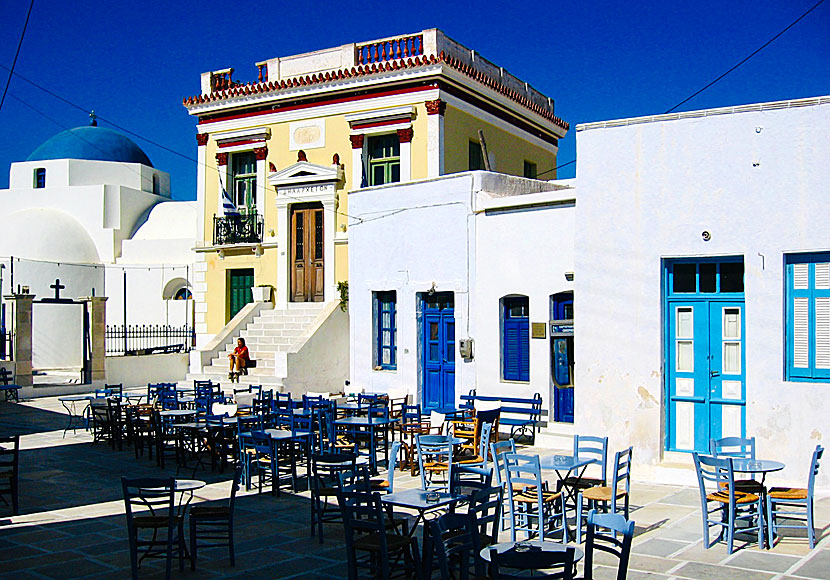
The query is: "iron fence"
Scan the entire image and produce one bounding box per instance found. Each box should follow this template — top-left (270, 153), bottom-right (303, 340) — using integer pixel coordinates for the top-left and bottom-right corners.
top-left (213, 211), bottom-right (263, 245)
top-left (106, 324), bottom-right (194, 356)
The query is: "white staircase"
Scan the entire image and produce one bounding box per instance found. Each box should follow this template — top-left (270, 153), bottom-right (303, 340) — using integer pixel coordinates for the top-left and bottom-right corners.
top-left (185, 303), bottom-right (327, 390)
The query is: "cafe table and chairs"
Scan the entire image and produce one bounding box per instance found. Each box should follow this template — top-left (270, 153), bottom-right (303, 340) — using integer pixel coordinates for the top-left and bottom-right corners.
top-left (58, 393), bottom-right (95, 436)
top-left (767, 444), bottom-right (823, 549)
top-left (555, 435), bottom-right (608, 510)
top-left (335, 411), bottom-right (397, 474)
top-left (262, 427), bottom-right (303, 493)
top-left (575, 447), bottom-right (633, 543)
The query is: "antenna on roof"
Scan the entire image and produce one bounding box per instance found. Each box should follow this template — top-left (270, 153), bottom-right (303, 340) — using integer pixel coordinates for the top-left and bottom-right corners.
top-left (89, 110), bottom-right (97, 127)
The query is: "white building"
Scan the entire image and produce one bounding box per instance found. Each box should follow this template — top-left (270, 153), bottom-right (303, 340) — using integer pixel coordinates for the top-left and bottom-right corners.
top-left (0, 124), bottom-right (196, 374)
top-left (575, 95), bottom-right (830, 487)
top-left (349, 94), bottom-right (830, 489)
top-left (349, 171), bottom-right (575, 417)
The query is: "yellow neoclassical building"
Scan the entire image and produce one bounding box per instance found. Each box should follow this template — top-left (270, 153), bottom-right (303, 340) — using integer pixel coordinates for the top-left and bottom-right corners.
top-left (183, 29), bottom-right (567, 389)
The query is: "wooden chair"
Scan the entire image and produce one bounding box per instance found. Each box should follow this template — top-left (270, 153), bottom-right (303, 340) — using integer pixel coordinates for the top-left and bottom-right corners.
top-left (467, 485), bottom-right (503, 550)
top-left (121, 477), bottom-right (185, 580)
top-left (767, 445), bottom-right (824, 548)
top-left (451, 417), bottom-right (480, 459)
top-left (310, 452), bottom-right (357, 543)
top-left (417, 435), bottom-right (454, 492)
top-left (692, 452), bottom-right (764, 554)
top-left (583, 510), bottom-right (635, 580)
top-left (189, 466), bottom-right (241, 570)
top-left (710, 436), bottom-right (764, 494)
top-left (558, 435), bottom-right (608, 508)
top-left (337, 490), bottom-right (421, 580)
top-left (505, 453), bottom-right (567, 542)
top-left (0, 435), bottom-right (19, 515)
top-left (576, 447), bottom-right (633, 543)
top-left (428, 511), bottom-right (486, 580)
top-left (491, 439), bottom-right (517, 531)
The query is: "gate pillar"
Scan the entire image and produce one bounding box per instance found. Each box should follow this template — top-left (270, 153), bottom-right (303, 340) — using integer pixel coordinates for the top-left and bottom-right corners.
top-left (3, 292), bottom-right (35, 387)
top-left (81, 296), bottom-right (108, 382)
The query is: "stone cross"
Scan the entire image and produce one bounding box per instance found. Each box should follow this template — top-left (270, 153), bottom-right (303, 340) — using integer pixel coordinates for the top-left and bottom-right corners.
top-left (50, 278), bottom-right (66, 300)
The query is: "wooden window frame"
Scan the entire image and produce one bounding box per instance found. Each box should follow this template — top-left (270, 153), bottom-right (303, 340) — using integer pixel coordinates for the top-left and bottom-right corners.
top-left (786, 253), bottom-right (830, 382)
top-left (374, 291), bottom-right (397, 370)
top-left (367, 134), bottom-right (400, 186)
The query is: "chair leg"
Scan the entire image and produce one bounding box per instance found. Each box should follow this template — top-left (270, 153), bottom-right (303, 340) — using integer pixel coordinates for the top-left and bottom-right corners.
top-left (575, 493), bottom-right (584, 543)
top-left (808, 499), bottom-right (816, 549)
top-left (766, 496), bottom-right (775, 548)
top-left (190, 518), bottom-right (197, 571)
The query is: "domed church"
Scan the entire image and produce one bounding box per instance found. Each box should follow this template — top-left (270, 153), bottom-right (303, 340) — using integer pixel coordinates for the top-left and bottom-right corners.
top-left (0, 121), bottom-right (197, 383)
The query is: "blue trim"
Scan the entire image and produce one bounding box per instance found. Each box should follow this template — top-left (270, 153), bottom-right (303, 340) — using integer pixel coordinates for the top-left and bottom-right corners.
top-left (502, 296), bottom-right (529, 382)
top-left (374, 291), bottom-right (396, 370)
top-left (785, 253), bottom-right (830, 381)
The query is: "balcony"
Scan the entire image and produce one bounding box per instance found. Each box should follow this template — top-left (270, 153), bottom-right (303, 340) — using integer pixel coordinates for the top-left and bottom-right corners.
top-left (213, 212), bottom-right (263, 246)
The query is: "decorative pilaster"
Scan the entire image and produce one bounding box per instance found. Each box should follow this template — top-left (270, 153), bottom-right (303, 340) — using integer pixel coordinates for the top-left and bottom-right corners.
top-left (254, 147), bottom-right (268, 212)
top-left (5, 293), bottom-right (34, 387)
top-left (427, 102), bottom-right (444, 177)
top-left (82, 296), bottom-right (108, 383)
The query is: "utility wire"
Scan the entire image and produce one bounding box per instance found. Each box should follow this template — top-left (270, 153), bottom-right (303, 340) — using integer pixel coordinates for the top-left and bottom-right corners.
top-left (665, 0), bottom-right (826, 113)
top-left (537, 158), bottom-right (575, 178)
top-left (0, 0), bottom-right (35, 112)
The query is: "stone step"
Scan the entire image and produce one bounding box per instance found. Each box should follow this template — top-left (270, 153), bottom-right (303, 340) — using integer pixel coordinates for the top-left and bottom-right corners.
top-left (210, 357), bottom-right (275, 369)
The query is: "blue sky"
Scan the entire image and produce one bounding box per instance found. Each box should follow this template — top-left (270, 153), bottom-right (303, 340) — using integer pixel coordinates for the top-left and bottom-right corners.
top-left (0, 1), bottom-right (827, 199)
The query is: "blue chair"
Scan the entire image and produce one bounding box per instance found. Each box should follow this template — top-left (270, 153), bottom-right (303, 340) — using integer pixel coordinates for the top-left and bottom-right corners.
top-left (767, 445), bottom-right (824, 548)
top-left (457, 421), bottom-right (493, 470)
top-left (584, 510), bottom-right (635, 580)
top-left (504, 453), bottom-right (567, 542)
top-left (693, 452), bottom-right (764, 554)
top-left (370, 440), bottom-right (402, 493)
top-left (417, 435), bottom-right (454, 492)
top-left (489, 544), bottom-right (574, 579)
top-left (310, 452), bottom-right (357, 542)
top-left (576, 447), bottom-right (633, 543)
top-left (491, 439), bottom-right (517, 531)
top-left (239, 430), bottom-right (276, 494)
top-left (559, 435), bottom-right (608, 504)
top-left (710, 436), bottom-right (764, 494)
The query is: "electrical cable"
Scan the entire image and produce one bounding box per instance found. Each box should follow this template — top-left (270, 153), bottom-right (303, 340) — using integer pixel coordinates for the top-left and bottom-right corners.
top-left (0, 0), bottom-right (35, 112)
top-left (665, 0), bottom-right (826, 113)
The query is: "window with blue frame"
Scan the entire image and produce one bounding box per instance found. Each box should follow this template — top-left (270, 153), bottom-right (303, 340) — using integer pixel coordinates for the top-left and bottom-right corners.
top-left (374, 291), bottom-right (397, 370)
top-left (33, 167), bottom-right (46, 188)
top-left (786, 253), bottom-right (830, 381)
top-left (502, 296), bottom-right (529, 381)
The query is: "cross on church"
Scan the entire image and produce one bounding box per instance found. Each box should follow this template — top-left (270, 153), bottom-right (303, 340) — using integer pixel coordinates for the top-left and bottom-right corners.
top-left (50, 278), bottom-right (65, 300)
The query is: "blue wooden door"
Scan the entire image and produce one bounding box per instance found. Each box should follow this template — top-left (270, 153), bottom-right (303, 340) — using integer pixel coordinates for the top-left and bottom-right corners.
top-left (665, 260), bottom-right (745, 452)
top-left (422, 293), bottom-right (455, 412)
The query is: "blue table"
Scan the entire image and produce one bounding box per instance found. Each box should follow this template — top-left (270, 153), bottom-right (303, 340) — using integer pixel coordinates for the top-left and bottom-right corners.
top-left (335, 416), bottom-right (398, 473)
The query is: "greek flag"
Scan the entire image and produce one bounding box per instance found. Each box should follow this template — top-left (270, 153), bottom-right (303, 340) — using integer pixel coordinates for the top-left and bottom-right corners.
top-left (220, 178), bottom-right (239, 216)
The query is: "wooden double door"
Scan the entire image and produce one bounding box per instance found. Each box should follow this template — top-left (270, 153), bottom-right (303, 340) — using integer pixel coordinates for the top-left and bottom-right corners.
top-left (291, 203), bottom-right (324, 302)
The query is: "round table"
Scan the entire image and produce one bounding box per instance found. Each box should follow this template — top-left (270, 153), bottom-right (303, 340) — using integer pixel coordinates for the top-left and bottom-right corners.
top-left (159, 409), bottom-right (197, 418)
top-left (58, 394), bottom-right (95, 436)
top-left (731, 459), bottom-right (785, 474)
top-left (480, 540), bottom-right (584, 565)
top-left (174, 479), bottom-right (206, 492)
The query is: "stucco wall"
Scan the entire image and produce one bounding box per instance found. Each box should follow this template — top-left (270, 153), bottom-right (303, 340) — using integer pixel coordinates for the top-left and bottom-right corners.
top-left (105, 352), bottom-right (189, 386)
top-left (575, 98), bottom-right (830, 488)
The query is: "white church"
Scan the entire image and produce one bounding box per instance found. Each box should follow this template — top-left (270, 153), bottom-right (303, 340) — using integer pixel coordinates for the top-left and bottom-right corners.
top-left (0, 121), bottom-right (197, 387)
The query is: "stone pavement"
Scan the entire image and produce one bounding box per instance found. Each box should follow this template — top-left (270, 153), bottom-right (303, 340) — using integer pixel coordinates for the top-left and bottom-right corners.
top-left (0, 394), bottom-right (828, 579)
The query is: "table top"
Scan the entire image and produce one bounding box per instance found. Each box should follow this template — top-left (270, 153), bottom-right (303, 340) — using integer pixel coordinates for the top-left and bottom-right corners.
top-left (539, 455), bottom-right (598, 471)
top-left (418, 435), bottom-right (464, 446)
top-left (159, 409), bottom-right (197, 417)
top-left (174, 422), bottom-right (208, 430)
top-left (59, 394), bottom-right (95, 402)
top-left (263, 429), bottom-right (295, 440)
top-left (335, 416), bottom-right (398, 426)
top-left (731, 458), bottom-right (785, 473)
top-left (381, 488), bottom-right (464, 511)
top-left (175, 479), bottom-right (205, 492)
top-left (480, 540), bottom-right (584, 563)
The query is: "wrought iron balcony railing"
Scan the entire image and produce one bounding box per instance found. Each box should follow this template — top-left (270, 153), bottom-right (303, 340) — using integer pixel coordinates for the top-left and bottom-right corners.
top-left (213, 211), bottom-right (263, 246)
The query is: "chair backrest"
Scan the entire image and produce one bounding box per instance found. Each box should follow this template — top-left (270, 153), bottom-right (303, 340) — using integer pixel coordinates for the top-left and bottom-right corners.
top-left (236, 415), bottom-right (262, 441)
top-left (710, 436), bottom-right (756, 460)
top-left (693, 452), bottom-right (737, 506)
top-left (105, 383), bottom-right (123, 398)
top-left (429, 411), bottom-right (446, 434)
top-left (573, 434), bottom-right (609, 483)
top-left (504, 453), bottom-right (547, 541)
top-left (467, 485), bottom-right (503, 547)
top-left (807, 445), bottom-right (824, 499)
top-left (429, 511), bottom-right (480, 580)
top-left (0, 435), bottom-right (20, 477)
top-left (121, 477), bottom-right (177, 534)
top-left (584, 510), bottom-right (635, 580)
top-left (291, 410), bottom-right (312, 435)
top-left (302, 394), bottom-right (324, 409)
top-left (478, 422), bottom-right (493, 467)
top-left (386, 440), bottom-right (402, 492)
top-left (417, 434), bottom-right (454, 492)
top-left (610, 447), bottom-right (633, 510)
top-left (401, 404), bottom-right (422, 423)
top-left (229, 465), bottom-right (243, 513)
top-left (159, 386), bottom-right (179, 410)
top-left (490, 439), bottom-right (516, 487)
top-left (337, 490), bottom-right (392, 577)
top-left (489, 545), bottom-right (575, 579)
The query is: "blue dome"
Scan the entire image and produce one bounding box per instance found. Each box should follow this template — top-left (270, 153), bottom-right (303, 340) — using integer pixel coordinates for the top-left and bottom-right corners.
top-left (26, 126), bottom-right (153, 167)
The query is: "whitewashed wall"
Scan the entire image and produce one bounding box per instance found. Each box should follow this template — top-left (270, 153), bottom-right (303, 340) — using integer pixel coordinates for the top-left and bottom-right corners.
top-left (349, 171), bottom-right (574, 411)
top-left (575, 97), bottom-right (830, 488)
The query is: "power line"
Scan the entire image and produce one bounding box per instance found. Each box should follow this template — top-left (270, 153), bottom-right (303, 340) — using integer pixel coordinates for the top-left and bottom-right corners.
top-left (0, 0), bottom-right (35, 112)
top-left (537, 158), bottom-right (575, 178)
top-left (665, 0), bottom-right (826, 114)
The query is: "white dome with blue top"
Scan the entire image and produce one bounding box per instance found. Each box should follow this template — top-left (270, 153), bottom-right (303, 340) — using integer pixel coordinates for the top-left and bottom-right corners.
top-left (26, 125), bottom-right (153, 167)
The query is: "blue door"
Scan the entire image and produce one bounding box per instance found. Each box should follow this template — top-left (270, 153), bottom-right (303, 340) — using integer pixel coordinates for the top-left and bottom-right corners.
top-left (421, 293), bottom-right (455, 412)
top-left (665, 260), bottom-right (746, 452)
top-left (551, 293), bottom-right (574, 423)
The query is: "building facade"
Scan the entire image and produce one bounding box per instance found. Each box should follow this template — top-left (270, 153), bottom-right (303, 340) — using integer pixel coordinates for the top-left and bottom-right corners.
top-left (183, 28), bottom-right (568, 347)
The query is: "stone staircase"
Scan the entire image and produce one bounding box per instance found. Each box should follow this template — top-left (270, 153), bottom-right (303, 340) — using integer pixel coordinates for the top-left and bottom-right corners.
top-left (185, 303), bottom-right (327, 391)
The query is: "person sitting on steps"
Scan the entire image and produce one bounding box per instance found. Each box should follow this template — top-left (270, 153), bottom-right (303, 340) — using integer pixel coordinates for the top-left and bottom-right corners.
top-left (228, 337), bottom-right (250, 380)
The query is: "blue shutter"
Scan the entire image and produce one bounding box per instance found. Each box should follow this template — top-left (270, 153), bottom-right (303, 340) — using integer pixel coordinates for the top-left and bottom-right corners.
top-left (375, 291), bottom-right (397, 370)
top-left (503, 298), bottom-right (529, 381)
top-left (787, 255), bottom-right (830, 381)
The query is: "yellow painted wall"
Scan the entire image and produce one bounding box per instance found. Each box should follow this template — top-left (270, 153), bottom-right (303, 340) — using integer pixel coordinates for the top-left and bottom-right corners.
top-left (442, 106), bottom-right (558, 178)
top-left (200, 96), bottom-right (434, 334)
